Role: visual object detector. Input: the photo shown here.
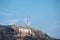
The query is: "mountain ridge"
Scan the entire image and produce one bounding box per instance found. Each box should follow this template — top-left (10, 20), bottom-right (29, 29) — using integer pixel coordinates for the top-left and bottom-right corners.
top-left (0, 24), bottom-right (58, 40)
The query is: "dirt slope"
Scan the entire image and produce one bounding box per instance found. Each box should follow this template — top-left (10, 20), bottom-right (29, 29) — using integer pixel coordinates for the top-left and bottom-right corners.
top-left (0, 25), bottom-right (54, 40)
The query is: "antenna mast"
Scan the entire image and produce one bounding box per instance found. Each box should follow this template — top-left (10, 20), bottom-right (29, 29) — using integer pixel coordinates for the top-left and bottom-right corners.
top-left (24, 18), bottom-right (30, 27)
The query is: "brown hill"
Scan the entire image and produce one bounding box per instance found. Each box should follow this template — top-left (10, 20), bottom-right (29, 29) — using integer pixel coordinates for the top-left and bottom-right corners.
top-left (0, 24), bottom-right (54, 40)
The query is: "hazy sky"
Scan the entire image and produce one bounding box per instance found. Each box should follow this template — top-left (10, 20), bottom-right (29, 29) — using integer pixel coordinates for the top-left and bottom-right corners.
top-left (0, 0), bottom-right (60, 39)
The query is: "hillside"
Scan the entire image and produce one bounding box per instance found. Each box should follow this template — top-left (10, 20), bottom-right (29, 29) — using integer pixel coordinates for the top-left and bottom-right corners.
top-left (0, 24), bottom-right (54, 40)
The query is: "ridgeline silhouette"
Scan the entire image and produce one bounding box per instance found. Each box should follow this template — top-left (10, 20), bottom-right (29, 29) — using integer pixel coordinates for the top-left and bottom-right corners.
top-left (0, 24), bottom-right (57, 40)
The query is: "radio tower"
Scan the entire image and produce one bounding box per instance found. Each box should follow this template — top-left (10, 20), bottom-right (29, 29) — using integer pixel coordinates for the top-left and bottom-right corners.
top-left (24, 18), bottom-right (30, 27)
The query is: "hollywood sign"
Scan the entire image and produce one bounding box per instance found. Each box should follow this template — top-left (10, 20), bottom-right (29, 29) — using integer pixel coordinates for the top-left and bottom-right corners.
top-left (19, 28), bottom-right (31, 33)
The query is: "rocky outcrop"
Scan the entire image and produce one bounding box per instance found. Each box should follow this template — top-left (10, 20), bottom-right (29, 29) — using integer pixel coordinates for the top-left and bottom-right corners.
top-left (0, 25), bottom-right (54, 40)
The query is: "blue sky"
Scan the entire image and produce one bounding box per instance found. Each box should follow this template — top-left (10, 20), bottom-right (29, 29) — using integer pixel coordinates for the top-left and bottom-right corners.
top-left (0, 0), bottom-right (60, 39)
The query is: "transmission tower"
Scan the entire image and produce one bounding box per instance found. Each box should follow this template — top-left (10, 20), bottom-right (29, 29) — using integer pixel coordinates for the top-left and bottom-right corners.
top-left (24, 18), bottom-right (30, 27)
